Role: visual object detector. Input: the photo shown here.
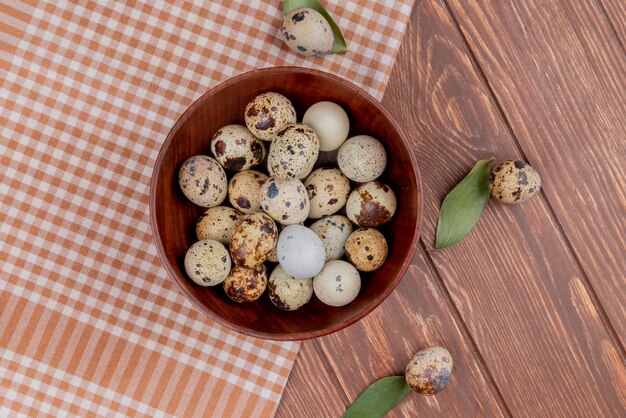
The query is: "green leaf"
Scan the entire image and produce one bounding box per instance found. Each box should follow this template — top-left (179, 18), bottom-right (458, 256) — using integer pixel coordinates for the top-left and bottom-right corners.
top-left (435, 157), bottom-right (495, 250)
top-left (283, 0), bottom-right (348, 53)
top-left (342, 376), bottom-right (411, 418)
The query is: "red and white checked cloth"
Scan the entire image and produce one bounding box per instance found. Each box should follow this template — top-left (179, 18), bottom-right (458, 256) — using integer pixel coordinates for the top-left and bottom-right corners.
top-left (0, 1), bottom-right (414, 416)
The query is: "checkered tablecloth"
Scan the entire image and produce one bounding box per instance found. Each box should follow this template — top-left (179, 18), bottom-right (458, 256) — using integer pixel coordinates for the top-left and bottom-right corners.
top-left (0, 1), bottom-right (414, 416)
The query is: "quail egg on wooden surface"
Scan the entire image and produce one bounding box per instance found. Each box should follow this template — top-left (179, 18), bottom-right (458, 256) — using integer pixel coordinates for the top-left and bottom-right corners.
top-left (268, 264), bottom-right (314, 311)
top-left (277, 225), bottom-right (326, 279)
top-left (245, 92), bottom-right (296, 140)
top-left (184, 239), bottom-right (231, 286)
top-left (304, 167), bottom-right (351, 219)
top-left (302, 101), bottom-right (349, 151)
top-left (346, 181), bottom-right (397, 227)
top-left (405, 346), bottom-right (453, 395)
top-left (268, 123), bottom-right (320, 180)
top-left (228, 170), bottom-right (268, 214)
top-left (259, 177), bottom-right (310, 225)
top-left (313, 260), bottom-right (361, 307)
top-left (230, 212), bottom-right (278, 268)
top-left (178, 155), bottom-right (228, 207)
top-left (210, 124), bottom-right (266, 171)
top-left (196, 206), bottom-right (242, 245)
top-left (337, 135), bottom-right (387, 182)
top-left (281, 8), bottom-right (334, 57)
top-left (489, 160), bottom-right (541, 204)
top-left (309, 215), bottom-right (353, 261)
top-left (345, 228), bottom-right (388, 272)
top-left (223, 264), bottom-right (268, 303)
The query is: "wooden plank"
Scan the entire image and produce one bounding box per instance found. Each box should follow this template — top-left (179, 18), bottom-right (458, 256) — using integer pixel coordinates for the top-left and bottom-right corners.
top-left (600, 0), bottom-right (626, 45)
top-left (445, 0), bottom-right (626, 344)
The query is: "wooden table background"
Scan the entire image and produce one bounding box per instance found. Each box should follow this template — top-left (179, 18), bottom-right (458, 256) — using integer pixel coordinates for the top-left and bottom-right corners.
top-left (276, 0), bottom-right (625, 416)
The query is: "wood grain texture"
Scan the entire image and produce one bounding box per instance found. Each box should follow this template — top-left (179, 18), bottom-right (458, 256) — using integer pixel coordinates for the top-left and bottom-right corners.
top-left (445, 0), bottom-right (626, 345)
top-left (599, 0), bottom-right (626, 45)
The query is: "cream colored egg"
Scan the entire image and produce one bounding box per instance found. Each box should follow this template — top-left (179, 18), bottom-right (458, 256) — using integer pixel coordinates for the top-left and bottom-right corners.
top-left (184, 240), bottom-right (231, 286)
top-left (309, 215), bottom-right (353, 261)
top-left (196, 206), bottom-right (242, 245)
top-left (304, 167), bottom-right (351, 219)
top-left (313, 260), bottom-right (360, 307)
top-left (303, 101), bottom-right (350, 151)
top-left (337, 135), bottom-right (387, 182)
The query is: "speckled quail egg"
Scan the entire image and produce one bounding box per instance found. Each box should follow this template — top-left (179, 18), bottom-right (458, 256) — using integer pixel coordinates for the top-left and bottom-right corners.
top-left (267, 243), bottom-right (279, 263)
top-left (304, 167), bottom-right (351, 219)
top-left (223, 264), bottom-right (267, 303)
top-left (337, 135), bottom-right (387, 182)
top-left (303, 101), bottom-right (350, 151)
top-left (196, 206), bottom-right (242, 245)
top-left (259, 177), bottom-right (310, 225)
top-left (267, 264), bottom-right (314, 311)
top-left (346, 181), bottom-right (397, 227)
top-left (210, 124), bottom-right (266, 171)
top-left (268, 123), bottom-right (320, 180)
top-left (281, 8), bottom-right (334, 57)
top-left (178, 155), bottom-right (228, 207)
top-left (313, 260), bottom-right (361, 307)
top-left (405, 346), bottom-right (453, 395)
top-left (345, 228), bottom-right (388, 272)
top-left (244, 92), bottom-right (296, 140)
top-left (277, 225), bottom-right (326, 279)
top-left (228, 170), bottom-right (268, 214)
top-left (184, 240), bottom-right (231, 286)
top-left (489, 160), bottom-right (541, 204)
top-left (309, 215), bottom-right (353, 261)
top-left (230, 212), bottom-right (278, 268)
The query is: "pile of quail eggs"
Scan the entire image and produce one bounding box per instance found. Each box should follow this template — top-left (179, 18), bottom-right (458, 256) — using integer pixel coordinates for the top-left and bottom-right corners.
top-left (178, 92), bottom-right (397, 311)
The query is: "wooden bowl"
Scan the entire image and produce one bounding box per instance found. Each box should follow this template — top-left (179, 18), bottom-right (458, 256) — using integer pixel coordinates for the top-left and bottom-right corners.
top-left (150, 67), bottom-right (422, 340)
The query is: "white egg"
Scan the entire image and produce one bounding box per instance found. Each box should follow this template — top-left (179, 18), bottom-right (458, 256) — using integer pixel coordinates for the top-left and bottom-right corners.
top-left (313, 260), bottom-right (361, 307)
top-left (303, 101), bottom-right (350, 152)
top-left (277, 225), bottom-right (325, 280)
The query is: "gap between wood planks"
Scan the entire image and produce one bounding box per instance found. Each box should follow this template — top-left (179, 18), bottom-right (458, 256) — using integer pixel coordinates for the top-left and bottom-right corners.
top-left (440, 0), bottom-right (626, 360)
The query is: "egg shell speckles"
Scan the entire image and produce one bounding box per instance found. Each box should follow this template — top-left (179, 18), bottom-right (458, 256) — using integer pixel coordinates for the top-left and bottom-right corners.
top-left (313, 260), bottom-right (361, 307)
top-left (281, 8), bottom-right (334, 57)
top-left (259, 177), bottom-right (310, 225)
top-left (268, 265), bottom-right (313, 311)
top-left (210, 124), bottom-right (266, 171)
top-left (178, 155), bottom-right (228, 207)
top-left (304, 167), bottom-right (351, 219)
top-left (184, 240), bottom-right (231, 287)
top-left (489, 160), bottom-right (541, 204)
top-left (229, 212), bottom-right (278, 268)
top-left (309, 215), bottom-right (353, 261)
top-left (245, 92), bottom-right (296, 140)
top-left (345, 228), bottom-right (388, 272)
top-left (277, 225), bottom-right (326, 280)
top-left (337, 135), bottom-right (387, 182)
top-left (346, 181), bottom-right (397, 227)
top-left (223, 264), bottom-right (267, 303)
top-left (405, 346), bottom-right (453, 395)
top-left (196, 206), bottom-right (242, 245)
top-left (268, 123), bottom-right (320, 180)
top-left (228, 170), bottom-right (268, 214)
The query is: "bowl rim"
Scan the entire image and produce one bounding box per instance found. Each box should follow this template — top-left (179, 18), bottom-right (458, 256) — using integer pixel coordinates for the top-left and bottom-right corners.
top-left (149, 66), bottom-right (423, 341)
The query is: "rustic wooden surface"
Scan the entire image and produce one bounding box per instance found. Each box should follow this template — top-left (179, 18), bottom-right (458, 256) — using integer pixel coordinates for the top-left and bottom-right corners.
top-left (277, 1), bottom-right (626, 417)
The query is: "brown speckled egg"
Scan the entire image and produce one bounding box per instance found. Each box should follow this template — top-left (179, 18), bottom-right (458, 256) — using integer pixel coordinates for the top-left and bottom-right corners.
top-left (405, 346), bottom-right (453, 395)
top-left (337, 135), bottom-right (387, 182)
top-left (210, 124), bottom-right (266, 171)
top-left (259, 177), bottom-right (310, 225)
top-left (196, 206), bottom-right (242, 245)
top-left (223, 264), bottom-right (267, 303)
top-left (178, 155), bottom-right (228, 207)
top-left (489, 160), bottom-right (541, 204)
top-left (244, 92), bottom-right (296, 140)
top-left (230, 212), bottom-right (278, 268)
top-left (309, 215), bottom-right (353, 261)
top-left (346, 181), bottom-right (396, 227)
top-left (184, 240), bottom-right (231, 286)
top-left (268, 124), bottom-right (320, 180)
top-left (345, 228), bottom-right (388, 272)
top-left (304, 167), bottom-right (351, 219)
top-left (281, 8), bottom-right (334, 57)
top-left (228, 170), bottom-right (268, 214)
top-left (267, 264), bottom-right (313, 311)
